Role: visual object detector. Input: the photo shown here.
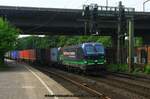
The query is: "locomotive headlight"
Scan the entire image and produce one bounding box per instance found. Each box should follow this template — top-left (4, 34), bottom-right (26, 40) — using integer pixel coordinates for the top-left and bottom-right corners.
top-left (84, 60), bottom-right (87, 64)
top-left (95, 60), bottom-right (98, 62)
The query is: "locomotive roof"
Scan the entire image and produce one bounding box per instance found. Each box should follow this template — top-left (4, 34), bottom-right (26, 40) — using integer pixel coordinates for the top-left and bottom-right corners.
top-left (83, 42), bottom-right (102, 45)
top-left (62, 42), bottom-right (103, 49)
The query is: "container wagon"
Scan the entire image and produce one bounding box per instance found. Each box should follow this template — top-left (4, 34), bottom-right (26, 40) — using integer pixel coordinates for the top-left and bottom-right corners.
top-left (50, 48), bottom-right (60, 67)
top-left (35, 49), bottom-right (51, 65)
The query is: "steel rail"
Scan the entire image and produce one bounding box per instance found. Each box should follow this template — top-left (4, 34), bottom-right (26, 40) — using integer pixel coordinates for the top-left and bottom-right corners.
top-left (36, 67), bottom-right (111, 99)
top-left (90, 75), bottom-right (150, 98)
top-left (110, 72), bottom-right (150, 83)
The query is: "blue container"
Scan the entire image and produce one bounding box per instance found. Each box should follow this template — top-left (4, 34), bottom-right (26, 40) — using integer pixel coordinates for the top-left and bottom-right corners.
top-left (11, 51), bottom-right (19, 60)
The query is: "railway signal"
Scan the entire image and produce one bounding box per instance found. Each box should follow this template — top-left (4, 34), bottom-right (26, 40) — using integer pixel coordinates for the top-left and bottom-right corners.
top-left (82, 5), bottom-right (90, 35)
top-left (117, 1), bottom-right (135, 71)
top-left (82, 5), bottom-right (90, 19)
top-left (91, 4), bottom-right (98, 34)
top-left (83, 2), bottom-right (135, 72)
top-left (92, 4), bottom-right (98, 20)
top-left (82, 4), bottom-right (99, 35)
top-left (117, 1), bottom-right (127, 64)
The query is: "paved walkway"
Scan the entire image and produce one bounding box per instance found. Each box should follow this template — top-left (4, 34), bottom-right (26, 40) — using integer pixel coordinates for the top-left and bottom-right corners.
top-left (0, 59), bottom-right (78, 99)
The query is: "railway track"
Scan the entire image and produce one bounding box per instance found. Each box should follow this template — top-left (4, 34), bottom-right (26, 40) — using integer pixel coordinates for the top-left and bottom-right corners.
top-left (32, 64), bottom-right (150, 99)
top-left (55, 68), bottom-right (150, 98)
top-left (34, 66), bottom-right (111, 99)
top-left (110, 72), bottom-right (150, 83)
top-left (90, 75), bottom-right (150, 98)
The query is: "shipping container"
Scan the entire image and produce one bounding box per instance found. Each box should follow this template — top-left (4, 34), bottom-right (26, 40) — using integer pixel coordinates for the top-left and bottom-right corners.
top-left (50, 48), bottom-right (59, 62)
top-left (36, 49), bottom-right (50, 64)
top-left (23, 50), bottom-right (30, 60)
top-left (19, 50), bottom-right (28, 60)
top-left (28, 49), bottom-right (36, 61)
top-left (19, 51), bottom-right (23, 59)
top-left (11, 51), bottom-right (19, 60)
top-left (44, 49), bottom-right (51, 65)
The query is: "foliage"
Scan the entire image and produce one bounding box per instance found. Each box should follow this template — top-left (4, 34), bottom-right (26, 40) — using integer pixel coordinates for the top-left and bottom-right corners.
top-left (17, 35), bottom-right (142, 49)
top-left (16, 36), bottom-right (51, 49)
top-left (144, 64), bottom-right (150, 74)
top-left (15, 35), bottom-right (112, 50)
top-left (134, 37), bottom-right (143, 47)
top-left (15, 36), bottom-right (33, 49)
top-left (132, 67), bottom-right (143, 74)
top-left (106, 64), bottom-right (128, 72)
top-left (107, 64), bottom-right (149, 74)
top-left (0, 18), bottom-right (19, 64)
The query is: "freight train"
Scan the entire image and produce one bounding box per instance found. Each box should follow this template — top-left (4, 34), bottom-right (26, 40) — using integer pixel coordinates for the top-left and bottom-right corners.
top-left (5, 42), bottom-right (106, 72)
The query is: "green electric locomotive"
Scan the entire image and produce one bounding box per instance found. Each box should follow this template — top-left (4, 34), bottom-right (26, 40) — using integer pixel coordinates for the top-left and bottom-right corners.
top-left (59, 42), bottom-right (106, 72)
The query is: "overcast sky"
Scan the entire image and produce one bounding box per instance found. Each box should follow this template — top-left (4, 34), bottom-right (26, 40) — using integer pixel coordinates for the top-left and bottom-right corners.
top-left (0, 0), bottom-right (149, 11)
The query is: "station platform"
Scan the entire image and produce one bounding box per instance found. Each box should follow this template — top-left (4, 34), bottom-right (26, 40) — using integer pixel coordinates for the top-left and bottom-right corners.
top-left (0, 59), bottom-right (78, 99)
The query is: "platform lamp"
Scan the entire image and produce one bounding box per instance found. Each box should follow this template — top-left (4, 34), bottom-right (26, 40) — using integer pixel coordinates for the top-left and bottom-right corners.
top-left (143, 0), bottom-right (150, 12)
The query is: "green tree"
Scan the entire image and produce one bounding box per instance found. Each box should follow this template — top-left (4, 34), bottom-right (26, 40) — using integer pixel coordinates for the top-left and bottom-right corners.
top-left (15, 35), bottom-right (112, 50)
top-left (35, 36), bottom-right (50, 48)
top-left (96, 36), bottom-right (112, 47)
top-left (0, 18), bottom-right (19, 64)
top-left (15, 37), bottom-right (32, 50)
top-left (134, 37), bottom-right (143, 47)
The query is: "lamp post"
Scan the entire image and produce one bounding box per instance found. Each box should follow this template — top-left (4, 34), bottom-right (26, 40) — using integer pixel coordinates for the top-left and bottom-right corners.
top-left (143, 0), bottom-right (150, 12)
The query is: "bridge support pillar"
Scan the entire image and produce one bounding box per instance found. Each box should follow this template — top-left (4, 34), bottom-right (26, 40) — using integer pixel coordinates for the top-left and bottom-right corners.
top-left (111, 34), bottom-right (118, 64)
top-left (111, 34), bottom-right (117, 48)
top-left (128, 17), bottom-right (134, 72)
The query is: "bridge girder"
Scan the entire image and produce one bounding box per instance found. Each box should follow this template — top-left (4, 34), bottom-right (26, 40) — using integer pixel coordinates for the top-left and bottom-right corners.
top-left (0, 5), bottom-right (150, 36)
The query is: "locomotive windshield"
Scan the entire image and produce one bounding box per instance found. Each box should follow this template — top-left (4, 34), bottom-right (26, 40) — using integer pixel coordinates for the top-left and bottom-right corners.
top-left (85, 45), bottom-right (95, 55)
top-left (95, 44), bottom-right (104, 54)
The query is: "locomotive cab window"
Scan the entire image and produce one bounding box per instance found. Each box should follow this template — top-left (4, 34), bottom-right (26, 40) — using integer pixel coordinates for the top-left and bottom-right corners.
top-left (85, 45), bottom-right (95, 55)
top-left (95, 45), bottom-right (104, 54)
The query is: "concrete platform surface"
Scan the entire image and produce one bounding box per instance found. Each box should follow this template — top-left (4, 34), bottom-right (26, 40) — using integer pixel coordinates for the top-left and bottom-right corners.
top-left (0, 60), bottom-right (78, 99)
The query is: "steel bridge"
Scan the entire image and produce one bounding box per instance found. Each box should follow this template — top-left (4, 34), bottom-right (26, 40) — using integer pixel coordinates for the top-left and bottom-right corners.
top-left (0, 5), bottom-right (149, 37)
